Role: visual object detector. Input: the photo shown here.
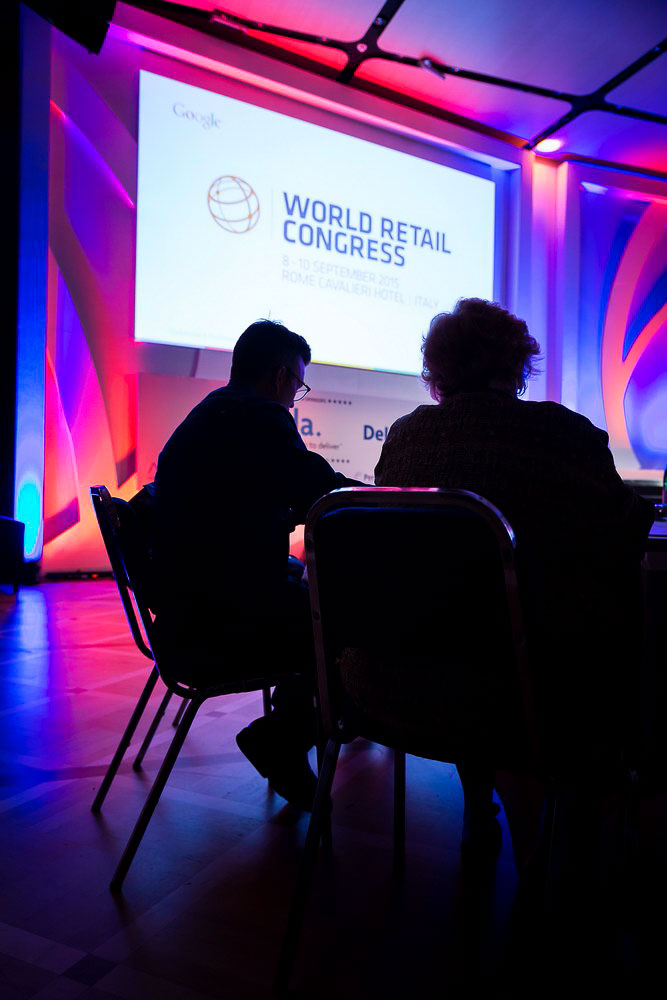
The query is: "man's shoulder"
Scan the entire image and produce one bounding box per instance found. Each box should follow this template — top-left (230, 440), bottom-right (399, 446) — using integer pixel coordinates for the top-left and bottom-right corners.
top-left (200, 385), bottom-right (282, 412)
top-left (190, 386), bottom-right (294, 427)
top-left (158, 387), bottom-right (296, 467)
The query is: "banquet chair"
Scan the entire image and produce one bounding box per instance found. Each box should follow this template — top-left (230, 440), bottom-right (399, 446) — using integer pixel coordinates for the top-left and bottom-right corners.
top-left (90, 485), bottom-right (284, 889)
top-left (90, 486), bottom-right (163, 812)
top-left (276, 487), bottom-right (546, 990)
top-left (91, 486), bottom-right (274, 804)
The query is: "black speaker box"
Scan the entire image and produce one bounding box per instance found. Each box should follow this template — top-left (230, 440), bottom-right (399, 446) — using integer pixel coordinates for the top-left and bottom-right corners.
top-left (23, 1), bottom-right (117, 54)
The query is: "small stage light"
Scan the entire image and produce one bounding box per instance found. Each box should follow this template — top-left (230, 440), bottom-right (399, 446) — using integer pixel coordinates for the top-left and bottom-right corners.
top-left (535, 138), bottom-right (563, 153)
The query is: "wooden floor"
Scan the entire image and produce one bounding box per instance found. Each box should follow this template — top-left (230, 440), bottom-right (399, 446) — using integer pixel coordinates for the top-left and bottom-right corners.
top-left (0, 581), bottom-right (663, 998)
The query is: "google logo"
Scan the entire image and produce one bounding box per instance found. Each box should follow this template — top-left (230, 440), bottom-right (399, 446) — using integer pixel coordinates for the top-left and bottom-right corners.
top-left (173, 103), bottom-right (221, 129)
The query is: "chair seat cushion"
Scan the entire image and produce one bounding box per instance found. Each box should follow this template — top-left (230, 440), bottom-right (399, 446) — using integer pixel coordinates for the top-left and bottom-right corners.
top-left (152, 611), bottom-right (309, 691)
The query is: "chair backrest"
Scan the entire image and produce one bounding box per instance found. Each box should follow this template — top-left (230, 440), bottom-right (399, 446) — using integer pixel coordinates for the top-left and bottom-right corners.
top-left (305, 487), bottom-right (541, 770)
top-left (90, 485), bottom-right (154, 660)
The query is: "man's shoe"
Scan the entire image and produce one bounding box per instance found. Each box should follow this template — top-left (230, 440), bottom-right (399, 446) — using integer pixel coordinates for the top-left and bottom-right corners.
top-left (268, 754), bottom-right (319, 812)
top-left (236, 719), bottom-right (318, 812)
top-left (235, 718), bottom-right (274, 778)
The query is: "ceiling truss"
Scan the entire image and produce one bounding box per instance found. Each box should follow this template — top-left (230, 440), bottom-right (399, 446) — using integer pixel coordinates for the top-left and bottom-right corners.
top-left (126, 0), bottom-right (667, 170)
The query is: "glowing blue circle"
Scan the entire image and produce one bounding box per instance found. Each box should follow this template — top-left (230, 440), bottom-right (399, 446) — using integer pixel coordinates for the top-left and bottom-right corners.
top-left (17, 479), bottom-right (42, 559)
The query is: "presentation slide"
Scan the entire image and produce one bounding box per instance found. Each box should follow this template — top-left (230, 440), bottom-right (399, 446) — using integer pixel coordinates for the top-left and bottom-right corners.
top-left (135, 71), bottom-right (496, 375)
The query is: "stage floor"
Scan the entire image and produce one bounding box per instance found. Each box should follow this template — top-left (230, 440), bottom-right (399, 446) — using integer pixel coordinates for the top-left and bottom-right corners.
top-left (0, 580), bottom-right (660, 996)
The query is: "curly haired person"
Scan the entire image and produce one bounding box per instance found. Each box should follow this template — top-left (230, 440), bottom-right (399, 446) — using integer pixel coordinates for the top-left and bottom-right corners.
top-left (375, 298), bottom-right (654, 866)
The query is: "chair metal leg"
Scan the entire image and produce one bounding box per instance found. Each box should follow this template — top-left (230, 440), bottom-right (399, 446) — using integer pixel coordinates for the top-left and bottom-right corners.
top-left (393, 749), bottom-right (406, 871)
top-left (315, 695), bottom-right (332, 853)
top-left (110, 696), bottom-right (203, 892)
top-left (262, 686), bottom-right (272, 716)
top-left (275, 738), bottom-right (340, 994)
top-left (133, 690), bottom-right (173, 770)
top-left (92, 667), bottom-right (160, 813)
top-left (172, 697), bottom-right (188, 728)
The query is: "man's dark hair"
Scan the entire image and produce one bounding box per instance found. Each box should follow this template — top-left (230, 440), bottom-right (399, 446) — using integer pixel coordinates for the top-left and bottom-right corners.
top-left (230, 320), bottom-right (311, 384)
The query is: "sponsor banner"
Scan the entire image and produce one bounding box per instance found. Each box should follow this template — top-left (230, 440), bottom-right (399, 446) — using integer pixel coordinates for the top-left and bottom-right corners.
top-left (292, 391), bottom-right (414, 485)
top-left (138, 373), bottom-right (417, 488)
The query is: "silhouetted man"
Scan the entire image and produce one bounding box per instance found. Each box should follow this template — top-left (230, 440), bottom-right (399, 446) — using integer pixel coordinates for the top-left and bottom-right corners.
top-left (153, 320), bottom-right (356, 809)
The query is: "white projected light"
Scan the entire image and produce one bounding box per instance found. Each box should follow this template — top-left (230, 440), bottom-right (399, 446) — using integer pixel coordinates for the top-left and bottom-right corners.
top-left (135, 71), bottom-right (496, 376)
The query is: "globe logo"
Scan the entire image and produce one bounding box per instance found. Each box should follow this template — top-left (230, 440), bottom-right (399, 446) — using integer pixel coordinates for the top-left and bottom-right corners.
top-left (207, 175), bottom-right (260, 233)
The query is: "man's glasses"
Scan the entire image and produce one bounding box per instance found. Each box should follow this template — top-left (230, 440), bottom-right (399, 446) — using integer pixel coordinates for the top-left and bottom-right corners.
top-left (287, 368), bottom-right (311, 401)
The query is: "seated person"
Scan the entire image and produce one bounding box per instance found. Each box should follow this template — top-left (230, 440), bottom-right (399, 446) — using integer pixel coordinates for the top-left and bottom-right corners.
top-left (152, 319), bottom-right (357, 810)
top-left (374, 297), bottom-right (654, 863)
